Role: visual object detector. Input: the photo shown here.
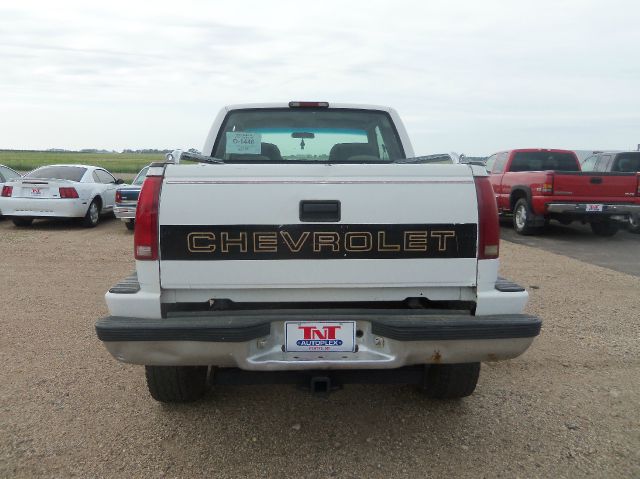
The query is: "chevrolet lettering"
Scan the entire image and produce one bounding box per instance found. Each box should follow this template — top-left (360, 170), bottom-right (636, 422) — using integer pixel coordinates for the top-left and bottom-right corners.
top-left (161, 223), bottom-right (476, 260)
top-left (95, 102), bottom-right (542, 403)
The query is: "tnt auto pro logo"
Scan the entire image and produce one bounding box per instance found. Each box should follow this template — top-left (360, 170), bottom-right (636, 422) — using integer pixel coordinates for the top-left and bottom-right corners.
top-left (285, 321), bottom-right (356, 353)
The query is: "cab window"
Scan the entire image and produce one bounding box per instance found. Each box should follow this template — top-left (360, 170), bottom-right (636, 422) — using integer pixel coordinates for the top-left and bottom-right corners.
top-left (595, 155), bottom-right (612, 172)
top-left (493, 152), bottom-right (508, 173)
top-left (95, 169), bottom-right (116, 184)
top-left (581, 155), bottom-right (598, 171)
top-left (485, 154), bottom-right (497, 172)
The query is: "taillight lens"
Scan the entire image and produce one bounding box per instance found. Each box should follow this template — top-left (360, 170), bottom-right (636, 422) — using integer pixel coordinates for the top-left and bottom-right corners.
top-left (1, 186), bottom-right (12, 197)
top-left (115, 190), bottom-right (122, 203)
top-left (541, 173), bottom-right (554, 195)
top-left (475, 176), bottom-right (500, 259)
top-left (59, 187), bottom-right (79, 198)
top-left (288, 101), bottom-right (329, 108)
top-left (636, 173), bottom-right (640, 196)
top-left (134, 176), bottom-right (162, 260)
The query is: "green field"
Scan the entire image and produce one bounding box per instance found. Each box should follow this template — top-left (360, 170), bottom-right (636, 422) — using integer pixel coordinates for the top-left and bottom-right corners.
top-left (0, 151), bottom-right (164, 174)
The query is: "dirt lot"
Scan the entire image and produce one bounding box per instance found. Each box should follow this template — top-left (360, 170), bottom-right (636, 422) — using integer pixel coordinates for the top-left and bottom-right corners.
top-left (1, 217), bottom-right (638, 478)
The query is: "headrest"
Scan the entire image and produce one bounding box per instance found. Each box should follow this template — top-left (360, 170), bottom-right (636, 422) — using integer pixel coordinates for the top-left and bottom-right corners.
top-left (228, 142), bottom-right (283, 162)
top-left (329, 143), bottom-right (378, 162)
top-left (260, 142), bottom-right (283, 162)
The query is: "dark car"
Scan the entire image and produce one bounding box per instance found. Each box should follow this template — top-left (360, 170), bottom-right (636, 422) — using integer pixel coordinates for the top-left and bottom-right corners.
top-left (114, 165), bottom-right (150, 230)
top-left (582, 151), bottom-right (640, 233)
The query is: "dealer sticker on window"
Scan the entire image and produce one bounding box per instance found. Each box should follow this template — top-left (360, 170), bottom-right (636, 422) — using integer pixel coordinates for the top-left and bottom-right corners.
top-left (285, 321), bottom-right (356, 353)
top-left (226, 132), bottom-right (261, 155)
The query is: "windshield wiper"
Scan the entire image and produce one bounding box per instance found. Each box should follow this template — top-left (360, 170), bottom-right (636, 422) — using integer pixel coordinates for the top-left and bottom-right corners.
top-left (393, 154), bottom-right (453, 164)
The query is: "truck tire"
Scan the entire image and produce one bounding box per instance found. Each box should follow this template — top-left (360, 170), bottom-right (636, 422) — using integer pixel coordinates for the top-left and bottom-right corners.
top-left (125, 220), bottom-right (135, 231)
top-left (628, 215), bottom-right (640, 234)
top-left (421, 363), bottom-right (480, 399)
top-left (590, 220), bottom-right (619, 237)
top-left (513, 198), bottom-right (542, 235)
top-left (83, 199), bottom-right (101, 228)
top-left (12, 217), bottom-right (33, 227)
top-left (145, 366), bottom-right (208, 403)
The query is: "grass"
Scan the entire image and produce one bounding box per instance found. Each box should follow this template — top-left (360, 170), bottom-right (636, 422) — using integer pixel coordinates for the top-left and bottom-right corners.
top-left (0, 151), bottom-right (164, 174)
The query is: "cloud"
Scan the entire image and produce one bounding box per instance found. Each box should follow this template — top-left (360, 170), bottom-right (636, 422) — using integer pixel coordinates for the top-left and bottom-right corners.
top-left (0, 0), bottom-right (639, 152)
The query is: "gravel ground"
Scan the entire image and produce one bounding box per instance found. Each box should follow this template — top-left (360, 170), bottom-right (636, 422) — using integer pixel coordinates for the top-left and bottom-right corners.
top-left (1, 217), bottom-right (638, 478)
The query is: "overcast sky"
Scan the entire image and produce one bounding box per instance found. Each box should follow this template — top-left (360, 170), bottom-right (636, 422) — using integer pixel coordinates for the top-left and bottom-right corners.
top-left (1, 0), bottom-right (638, 155)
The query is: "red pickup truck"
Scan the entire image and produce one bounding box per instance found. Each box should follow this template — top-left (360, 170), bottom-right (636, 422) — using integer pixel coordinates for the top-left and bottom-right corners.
top-left (487, 148), bottom-right (640, 236)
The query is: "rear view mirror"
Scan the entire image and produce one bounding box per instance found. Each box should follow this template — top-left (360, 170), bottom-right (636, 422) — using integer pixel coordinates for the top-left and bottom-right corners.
top-left (115, 178), bottom-right (125, 185)
top-left (291, 132), bottom-right (315, 139)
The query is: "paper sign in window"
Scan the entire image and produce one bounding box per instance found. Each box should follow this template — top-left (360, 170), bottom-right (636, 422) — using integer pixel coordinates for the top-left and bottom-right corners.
top-left (226, 132), bottom-right (261, 155)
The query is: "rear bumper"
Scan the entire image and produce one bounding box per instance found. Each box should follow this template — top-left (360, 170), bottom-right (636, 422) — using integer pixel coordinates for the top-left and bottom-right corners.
top-left (546, 202), bottom-right (640, 217)
top-left (0, 197), bottom-right (88, 218)
top-left (95, 310), bottom-right (541, 369)
top-left (114, 203), bottom-right (137, 219)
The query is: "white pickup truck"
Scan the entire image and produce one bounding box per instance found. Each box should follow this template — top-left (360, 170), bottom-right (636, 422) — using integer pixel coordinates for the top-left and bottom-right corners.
top-left (96, 102), bottom-right (541, 402)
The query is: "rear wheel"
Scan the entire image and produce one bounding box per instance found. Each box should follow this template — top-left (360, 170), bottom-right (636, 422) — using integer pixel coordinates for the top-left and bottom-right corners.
top-left (421, 363), bottom-right (480, 399)
top-left (628, 215), bottom-right (640, 234)
top-left (12, 217), bottom-right (33, 227)
top-left (513, 198), bottom-right (542, 235)
top-left (590, 220), bottom-right (619, 237)
top-left (125, 219), bottom-right (135, 231)
top-left (145, 366), bottom-right (208, 403)
top-left (83, 199), bottom-right (100, 228)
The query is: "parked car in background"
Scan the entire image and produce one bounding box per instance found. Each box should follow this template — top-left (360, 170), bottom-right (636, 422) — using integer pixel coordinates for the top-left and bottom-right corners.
top-left (114, 165), bottom-right (150, 231)
top-left (0, 164), bottom-right (22, 218)
top-left (0, 164), bottom-right (124, 227)
top-left (581, 151), bottom-right (640, 173)
top-left (581, 151), bottom-right (640, 233)
top-left (486, 148), bottom-right (640, 236)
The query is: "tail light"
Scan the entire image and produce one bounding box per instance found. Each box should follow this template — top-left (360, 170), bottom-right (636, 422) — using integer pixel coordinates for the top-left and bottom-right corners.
top-left (474, 176), bottom-right (500, 259)
top-left (289, 101), bottom-right (329, 108)
top-left (541, 173), bottom-right (554, 195)
top-left (59, 187), bottom-right (79, 198)
top-left (115, 190), bottom-right (122, 203)
top-left (134, 175), bottom-right (162, 260)
top-left (636, 173), bottom-right (640, 196)
top-left (1, 186), bottom-right (12, 197)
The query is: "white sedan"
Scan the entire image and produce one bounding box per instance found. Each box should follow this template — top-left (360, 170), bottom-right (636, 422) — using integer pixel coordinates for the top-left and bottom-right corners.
top-left (0, 164), bottom-right (124, 227)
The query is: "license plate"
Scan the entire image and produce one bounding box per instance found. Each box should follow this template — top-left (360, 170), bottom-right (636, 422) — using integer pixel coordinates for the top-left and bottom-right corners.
top-left (285, 321), bottom-right (356, 352)
top-left (586, 204), bottom-right (603, 212)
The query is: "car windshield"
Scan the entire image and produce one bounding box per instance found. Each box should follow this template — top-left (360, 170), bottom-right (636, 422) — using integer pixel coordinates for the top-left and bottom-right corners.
top-left (25, 166), bottom-right (87, 181)
top-left (612, 153), bottom-right (640, 172)
top-left (211, 108), bottom-right (405, 163)
top-left (133, 166), bottom-right (150, 185)
top-left (510, 152), bottom-right (579, 172)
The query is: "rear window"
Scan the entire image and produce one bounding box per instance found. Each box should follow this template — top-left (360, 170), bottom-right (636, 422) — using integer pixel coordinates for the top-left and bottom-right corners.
top-left (509, 152), bottom-right (579, 172)
top-left (0, 165), bottom-right (21, 182)
top-left (612, 153), bottom-right (640, 172)
top-left (133, 166), bottom-right (150, 185)
top-left (25, 166), bottom-right (87, 182)
top-left (212, 108), bottom-right (405, 163)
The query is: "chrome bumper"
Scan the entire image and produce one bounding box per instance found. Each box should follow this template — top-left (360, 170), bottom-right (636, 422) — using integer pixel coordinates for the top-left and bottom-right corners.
top-left (96, 311), bottom-right (541, 369)
top-left (546, 203), bottom-right (640, 216)
top-left (114, 203), bottom-right (137, 219)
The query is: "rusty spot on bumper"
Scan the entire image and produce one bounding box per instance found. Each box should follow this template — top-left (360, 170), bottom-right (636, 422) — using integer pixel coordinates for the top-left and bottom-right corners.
top-left (431, 351), bottom-right (442, 363)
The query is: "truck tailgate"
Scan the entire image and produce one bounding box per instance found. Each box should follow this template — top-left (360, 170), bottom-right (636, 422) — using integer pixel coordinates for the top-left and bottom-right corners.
top-left (553, 172), bottom-right (638, 199)
top-left (158, 163), bottom-right (479, 289)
